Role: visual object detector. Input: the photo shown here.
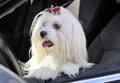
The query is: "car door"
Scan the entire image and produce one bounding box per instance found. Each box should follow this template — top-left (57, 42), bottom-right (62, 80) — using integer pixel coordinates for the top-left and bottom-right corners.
top-left (0, 0), bottom-right (30, 61)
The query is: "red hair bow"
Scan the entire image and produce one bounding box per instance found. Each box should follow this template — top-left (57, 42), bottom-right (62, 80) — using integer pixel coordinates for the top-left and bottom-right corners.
top-left (46, 7), bottom-right (60, 15)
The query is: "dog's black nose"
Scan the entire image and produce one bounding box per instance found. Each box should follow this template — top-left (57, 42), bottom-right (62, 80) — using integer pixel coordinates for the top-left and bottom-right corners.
top-left (40, 31), bottom-right (47, 38)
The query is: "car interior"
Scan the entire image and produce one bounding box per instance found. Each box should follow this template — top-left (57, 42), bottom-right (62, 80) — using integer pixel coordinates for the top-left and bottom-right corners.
top-left (1, 0), bottom-right (120, 83)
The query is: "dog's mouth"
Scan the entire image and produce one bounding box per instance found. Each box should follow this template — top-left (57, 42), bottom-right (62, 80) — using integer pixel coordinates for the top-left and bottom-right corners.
top-left (42, 40), bottom-right (53, 47)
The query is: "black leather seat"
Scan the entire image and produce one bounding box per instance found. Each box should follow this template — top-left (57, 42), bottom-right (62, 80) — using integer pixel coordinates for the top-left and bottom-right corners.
top-left (79, 0), bottom-right (118, 46)
top-left (0, 33), bottom-right (23, 76)
top-left (88, 12), bottom-right (120, 64)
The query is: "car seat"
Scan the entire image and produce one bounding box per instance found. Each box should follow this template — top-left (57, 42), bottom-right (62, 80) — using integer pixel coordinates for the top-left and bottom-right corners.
top-left (79, 0), bottom-right (119, 46)
top-left (88, 12), bottom-right (120, 64)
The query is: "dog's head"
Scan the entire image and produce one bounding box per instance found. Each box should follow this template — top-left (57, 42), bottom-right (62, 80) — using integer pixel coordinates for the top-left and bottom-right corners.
top-left (30, 7), bottom-right (86, 58)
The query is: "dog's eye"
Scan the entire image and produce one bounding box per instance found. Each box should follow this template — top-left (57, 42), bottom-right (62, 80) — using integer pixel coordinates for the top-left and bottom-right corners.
top-left (53, 23), bottom-right (61, 30)
top-left (42, 22), bottom-right (46, 26)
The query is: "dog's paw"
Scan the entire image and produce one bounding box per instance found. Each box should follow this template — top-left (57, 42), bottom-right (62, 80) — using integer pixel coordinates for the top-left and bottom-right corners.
top-left (60, 62), bottom-right (79, 77)
top-left (82, 63), bottom-right (95, 68)
top-left (24, 67), bottom-right (59, 80)
top-left (80, 62), bottom-right (95, 71)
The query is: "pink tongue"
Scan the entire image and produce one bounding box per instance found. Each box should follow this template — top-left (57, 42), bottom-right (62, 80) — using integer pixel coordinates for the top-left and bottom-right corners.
top-left (42, 41), bottom-right (52, 47)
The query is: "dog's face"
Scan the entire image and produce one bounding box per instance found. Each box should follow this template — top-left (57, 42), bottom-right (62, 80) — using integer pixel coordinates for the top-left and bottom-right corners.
top-left (31, 7), bottom-right (75, 53)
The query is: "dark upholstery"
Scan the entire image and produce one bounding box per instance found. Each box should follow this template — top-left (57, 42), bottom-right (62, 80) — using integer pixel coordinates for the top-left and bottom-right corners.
top-left (88, 12), bottom-right (120, 64)
top-left (79, 0), bottom-right (118, 46)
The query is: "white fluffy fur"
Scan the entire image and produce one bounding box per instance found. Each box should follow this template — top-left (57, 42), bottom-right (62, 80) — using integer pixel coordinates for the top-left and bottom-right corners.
top-left (24, 7), bottom-right (94, 80)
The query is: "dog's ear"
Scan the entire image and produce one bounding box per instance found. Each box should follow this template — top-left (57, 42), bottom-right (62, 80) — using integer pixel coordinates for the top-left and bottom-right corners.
top-left (29, 12), bottom-right (43, 36)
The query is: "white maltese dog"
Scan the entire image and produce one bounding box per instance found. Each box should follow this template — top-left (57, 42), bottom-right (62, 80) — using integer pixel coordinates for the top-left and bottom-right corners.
top-left (24, 6), bottom-right (94, 80)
